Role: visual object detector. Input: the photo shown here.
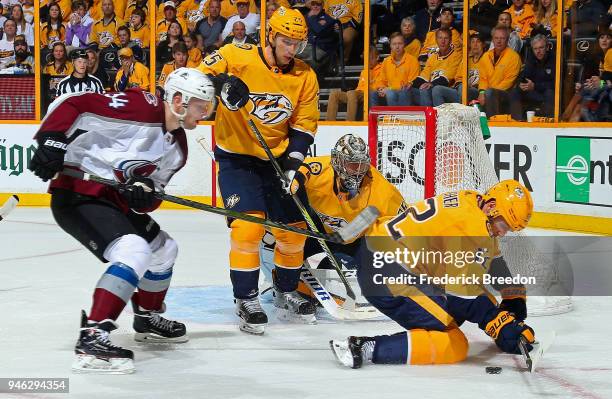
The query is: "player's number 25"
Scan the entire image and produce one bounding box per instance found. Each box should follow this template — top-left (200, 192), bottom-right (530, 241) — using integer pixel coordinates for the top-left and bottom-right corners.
top-left (386, 198), bottom-right (437, 240)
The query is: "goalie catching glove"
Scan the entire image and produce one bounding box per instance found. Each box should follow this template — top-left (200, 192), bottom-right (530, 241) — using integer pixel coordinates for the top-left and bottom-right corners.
top-left (483, 310), bottom-right (535, 354)
top-left (29, 132), bottom-right (68, 181)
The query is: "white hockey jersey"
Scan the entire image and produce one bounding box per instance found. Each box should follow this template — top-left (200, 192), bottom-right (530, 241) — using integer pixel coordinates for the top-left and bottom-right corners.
top-left (38, 89), bottom-right (187, 212)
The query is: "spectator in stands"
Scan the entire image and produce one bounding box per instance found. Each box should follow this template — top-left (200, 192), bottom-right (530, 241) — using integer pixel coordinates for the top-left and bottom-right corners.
top-left (156, 1), bottom-right (186, 44)
top-left (22, 0), bottom-right (34, 24)
top-left (413, 27), bottom-right (462, 106)
top-left (567, 0), bottom-right (608, 38)
top-left (113, 25), bottom-right (144, 67)
top-left (221, 0), bottom-right (259, 41)
top-left (505, 0), bottom-right (535, 39)
top-left (125, 0), bottom-right (149, 21)
top-left (222, 20), bottom-right (256, 46)
top-left (325, 0), bottom-right (362, 63)
top-left (66, 1), bottom-right (94, 49)
top-left (492, 12), bottom-right (522, 53)
top-left (156, 41), bottom-right (187, 94)
top-left (157, 20), bottom-right (184, 64)
top-left (195, 0), bottom-right (225, 51)
top-left (577, 31), bottom-right (611, 121)
top-left (11, 4), bottom-right (34, 46)
top-left (41, 3), bottom-right (66, 49)
top-left (42, 41), bottom-right (73, 101)
top-left (414, 0), bottom-right (443, 41)
top-left (114, 46), bottom-right (149, 90)
top-left (401, 17), bottom-right (422, 59)
top-left (3, 35), bottom-right (33, 73)
top-left (469, 0), bottom-right (499, 41)
top-left (89, 0), bottom-right (124, 49)
top-left (326, 44), bottom-right (382, 120)
top-left (509, 34), bottom-right (555, 120)
top-left (85, 46), bottom-right (110, 89)
top-left (266, 1), bottom-right (279, 21)
top-left (420, 7), bottom-right (462, 60)
top-left (302, 0), bottom-right (337, 75)
top-left (129, 8), bottom-right (150, 48)
top-left (478, 25), bottom-right (522, 117)
top-left (0, 19), bottom-right (17, 69)
top-left (0, 4), bottom-right (6, 30)
top-left (373, 32), bottom-right (420, 105)
top-left (432, 33), bottom-right (485, 105)
top-left (184, 32), bottom-right (202, 66)
top-left (533, 0), bottom-right (558, 38)
top-left (56, 48), bottom-right (105, 95)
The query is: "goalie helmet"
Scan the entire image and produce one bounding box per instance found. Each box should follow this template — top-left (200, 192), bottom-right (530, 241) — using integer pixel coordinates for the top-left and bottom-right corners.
top-left (164, 67), bottom-right (216, 121)
top-left (331, 134), bottom-right (371, 194)
top-left (484, 179), bottom-right (533, 231)
top-left (268, 7), bottom-right (308, 53)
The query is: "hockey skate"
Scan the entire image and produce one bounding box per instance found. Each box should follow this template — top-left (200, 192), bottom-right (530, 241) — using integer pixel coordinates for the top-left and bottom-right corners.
top-left (329, 336), bottom-right (375, 369)
top-left (133, 304), bottom-right (188, 343)
top-left (273, 288), bottom-right (316, 324)
top-left (72, 311), bottom-right (135, 374)
top-left (235, 297), bottom-right (268, 335)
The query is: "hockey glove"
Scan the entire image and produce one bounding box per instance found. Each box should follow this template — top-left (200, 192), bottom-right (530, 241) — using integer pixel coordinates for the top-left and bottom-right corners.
top-left (281, 154), bottom-right (303, 195)
top-left (484, 310), bottom-right (535, 354)
top-left (29, 132), bottom-right (68, 181)
top-left (218, 74), bottom-right (249, 111)
top-left (120, 176), bottom-right (156, 210)
top-left (499, 297), bottom-right (527, 321)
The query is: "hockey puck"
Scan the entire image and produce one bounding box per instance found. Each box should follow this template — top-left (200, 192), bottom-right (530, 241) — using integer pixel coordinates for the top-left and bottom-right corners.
top-left (486, 366), bottom-right (502, 374)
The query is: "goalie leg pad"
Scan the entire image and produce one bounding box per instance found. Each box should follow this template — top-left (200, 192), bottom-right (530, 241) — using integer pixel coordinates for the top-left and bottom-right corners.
top-left (229, 214), bottom-right (266, 269)
top-left (408, 328), bottom-right (468, 365)
top-left (271, 222), bottom-right (307, 268)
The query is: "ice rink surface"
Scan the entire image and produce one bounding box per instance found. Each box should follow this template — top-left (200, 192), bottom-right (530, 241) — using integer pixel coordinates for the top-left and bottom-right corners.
top-left (1, 208), bottom-right (611, 399)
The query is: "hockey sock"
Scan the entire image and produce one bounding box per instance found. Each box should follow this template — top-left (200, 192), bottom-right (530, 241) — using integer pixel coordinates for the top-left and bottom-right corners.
top-left (133, 267), bottom-right (173, 311)
top-left (274, 266), bottom-right (301, 292)
top-left (230, 269), bottom-right (260, 299)
top-left (372, 332), bottom-right (409, 364)
top-left (89, 263), bottom-right (139, 322)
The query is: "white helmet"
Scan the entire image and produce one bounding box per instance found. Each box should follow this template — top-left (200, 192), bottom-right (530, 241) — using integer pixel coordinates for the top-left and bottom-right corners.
top-left (164, 67), bottom-right (216, 125)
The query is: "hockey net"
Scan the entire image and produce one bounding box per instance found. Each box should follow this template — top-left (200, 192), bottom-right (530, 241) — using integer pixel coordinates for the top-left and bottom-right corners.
top-left (368, 104), bottom-right (572, 316)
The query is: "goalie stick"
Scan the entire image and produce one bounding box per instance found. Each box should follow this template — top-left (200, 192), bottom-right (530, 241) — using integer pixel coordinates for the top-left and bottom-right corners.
top-left (518, 330), bottom-right (556, 372)
top-left (57, 169), bottom-right (379, 244)
top-left (0, 195), bottom-right (19, 221)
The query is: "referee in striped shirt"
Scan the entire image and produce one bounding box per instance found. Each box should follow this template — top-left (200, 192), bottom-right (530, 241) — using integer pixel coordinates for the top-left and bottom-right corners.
top-left (56, 49), bottom-right (105, 96)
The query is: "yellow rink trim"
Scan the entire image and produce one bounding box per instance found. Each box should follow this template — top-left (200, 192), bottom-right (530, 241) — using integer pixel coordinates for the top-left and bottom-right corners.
top-left (2, 193), bottom-right (611, 234)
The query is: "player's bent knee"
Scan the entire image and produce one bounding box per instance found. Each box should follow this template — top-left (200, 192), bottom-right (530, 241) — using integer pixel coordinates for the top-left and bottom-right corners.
top-left (230, 215), bottom-right (266, 269)
top-left (409, 328), bottom-right (469, 365)
top-left (148, 230), bottom-right (178, 273)
top-left (103, 234), bottom-right (152, 279)
top-left (272, 224), bottom-right (307, 268)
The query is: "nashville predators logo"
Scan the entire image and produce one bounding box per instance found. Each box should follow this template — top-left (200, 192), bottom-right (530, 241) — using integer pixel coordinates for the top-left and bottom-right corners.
top-left (225, 194), bottom-right (240, 208)
top-left (98, 31), bottom-right (114, 46)
top-left (113, 160), bottom-right (158, 182)
top-left (249, 93), bottom-right (293, 125)
top-left (431, 70), bottom-right (445, 81)
top-left (329, 3), bottom-right (349, 19)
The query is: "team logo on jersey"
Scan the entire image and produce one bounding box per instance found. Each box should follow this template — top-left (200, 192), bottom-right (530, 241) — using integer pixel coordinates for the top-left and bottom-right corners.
top-left (315, 209), bottom-right (347, 230)
top-left (249, 93), bottom-right (293, 125)
top-left (113, 160), bottom-right (157, 182)
top-left (329, 3), bottom-right (349, 18)
top-left (142, 91), bottom-right (158, 106)
top-left (99, 31), bottom-right (114, 46)
top-left (225, 194), bottom-right (240, 208)
top-left (308, 161), bottom-right (322, 175)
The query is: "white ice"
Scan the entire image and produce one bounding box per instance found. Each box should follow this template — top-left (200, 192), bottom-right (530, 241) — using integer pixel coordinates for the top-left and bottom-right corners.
top-left (1, 208), bottom-right (611, 399)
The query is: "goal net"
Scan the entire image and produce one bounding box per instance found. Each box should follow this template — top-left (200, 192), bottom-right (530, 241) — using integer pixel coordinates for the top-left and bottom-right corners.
top-left (368, 104), bottom-right (572, 316)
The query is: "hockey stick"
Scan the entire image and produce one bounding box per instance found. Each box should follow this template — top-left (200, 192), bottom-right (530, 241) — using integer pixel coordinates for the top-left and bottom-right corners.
top-left (0, 195), bottom-right (19, 221)
top-left (518, 330), bottom-right (556, 372)
top-left (58, 169), bottom-right (378, 244)
top-left (246, 119), bottom-right (359, 302)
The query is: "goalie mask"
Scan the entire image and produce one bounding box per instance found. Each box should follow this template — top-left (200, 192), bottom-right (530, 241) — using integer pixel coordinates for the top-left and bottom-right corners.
top-left (164, 67), bottom-right (216, 127)
top-left (331, 134), bottom-right (371, 198)
top-left (484, 179), bottom-right (533, 231)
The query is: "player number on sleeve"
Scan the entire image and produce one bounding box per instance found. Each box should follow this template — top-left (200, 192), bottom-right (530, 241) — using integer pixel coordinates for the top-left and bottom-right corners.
top-left (386, 198), bottom-right (437, 240)
top-left (203, 51), bottom-right (223, 66)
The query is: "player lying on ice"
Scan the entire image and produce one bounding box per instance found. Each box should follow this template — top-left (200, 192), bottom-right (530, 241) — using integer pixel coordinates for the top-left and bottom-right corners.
top-left (330, 180), bottom-right (537, 368)
top-left (27, 68), bottom-right (248, 374)
top-left (197, 7), bottom-right (321, 335)
top-left (260, 134), bottom-right (406, 305)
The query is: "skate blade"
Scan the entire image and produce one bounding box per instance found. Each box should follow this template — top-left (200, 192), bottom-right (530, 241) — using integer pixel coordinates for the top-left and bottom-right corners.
top-left (238, 321), bottom-right (265, 335)
top-left (134, 332), bottom-right (189, 343)
top-left (72, 355), bottom-right (135, 374)
top-left (329, 340), bottom-right (355, 368)
top-left (275, 308), bottom-right (317, 324)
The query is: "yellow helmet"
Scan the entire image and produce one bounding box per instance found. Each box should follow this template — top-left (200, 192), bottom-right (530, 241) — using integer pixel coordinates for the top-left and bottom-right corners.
top-left (484, 179), bottom-right (533, 231)
top-left (268, 6), bottom-right (308, 41)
